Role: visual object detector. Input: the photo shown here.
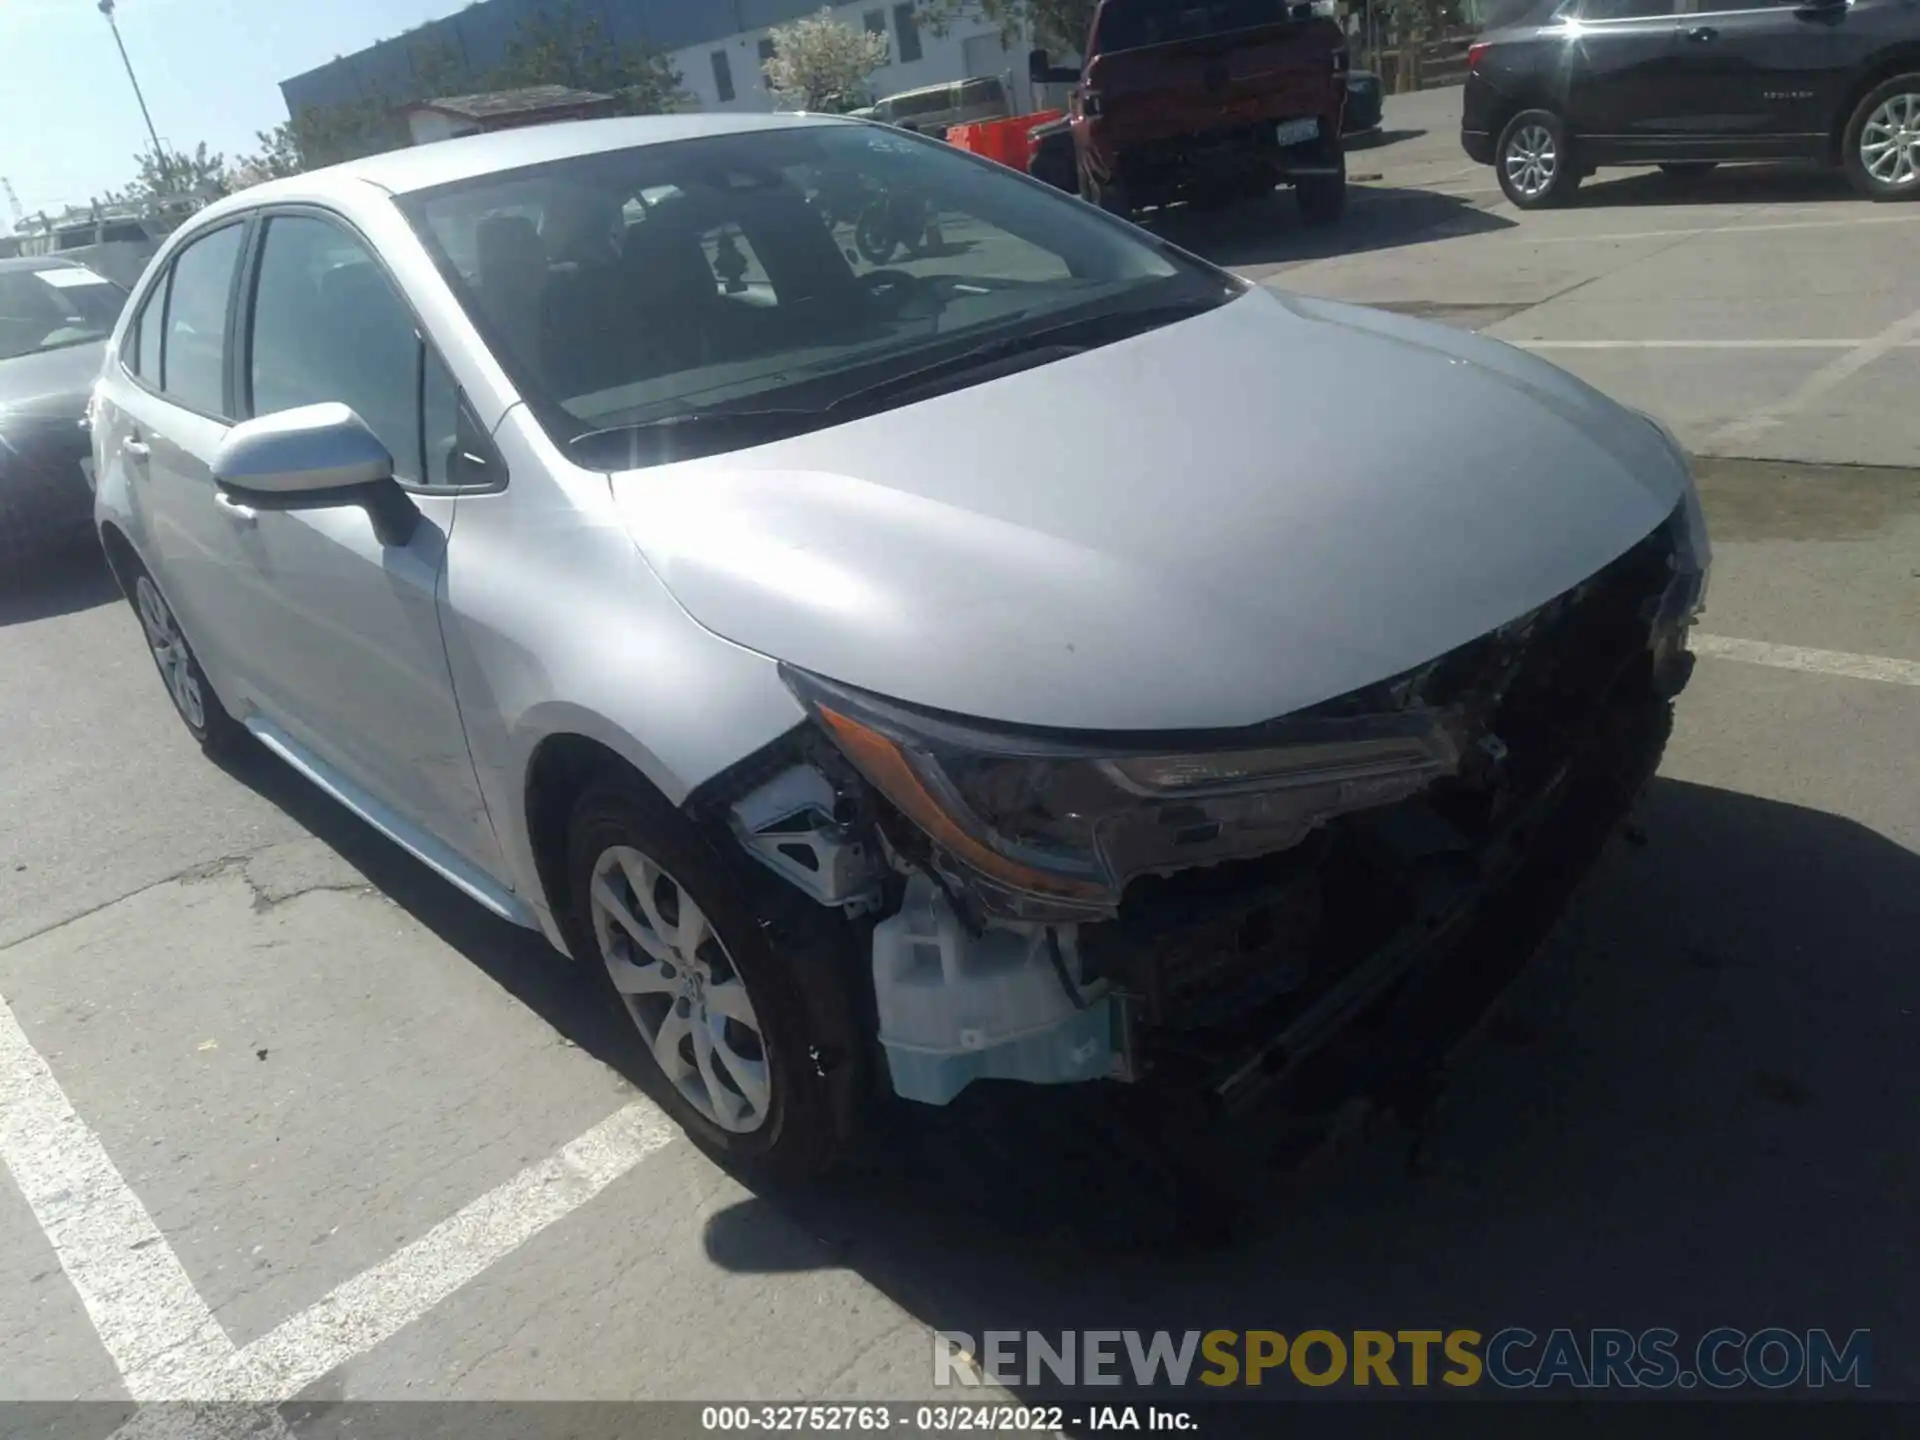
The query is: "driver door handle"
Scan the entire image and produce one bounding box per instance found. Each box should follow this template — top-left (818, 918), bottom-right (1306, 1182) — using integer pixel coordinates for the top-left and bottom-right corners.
top-left (122, 438), bottom-right (150, 460)
top-left (1687, 25), bottom-right (1718, 40)
top-left (213, 490), bottom-right (258, 527)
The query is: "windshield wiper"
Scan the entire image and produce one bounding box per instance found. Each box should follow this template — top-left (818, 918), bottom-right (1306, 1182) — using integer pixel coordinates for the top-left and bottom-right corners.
top-left (817, 296), bottom-right (1225, 415)
top-left (567, 408), bottom-right (828, 466)
top-left (565, 295), bottom-right (1228, 467)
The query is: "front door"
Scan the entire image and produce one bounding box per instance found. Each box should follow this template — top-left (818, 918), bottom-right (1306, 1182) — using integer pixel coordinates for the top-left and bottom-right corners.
top-left (1560, 0), bottom-right (1687, 154)
top-left (1665, 0), bottom-right (1849, 155)
top-left (230, 210), bottom-right (504, 878)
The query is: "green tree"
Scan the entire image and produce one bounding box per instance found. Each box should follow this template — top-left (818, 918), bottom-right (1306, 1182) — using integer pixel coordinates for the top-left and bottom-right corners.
top-left (491, 1), bottom-right (685, 115)
top-left (762, 8), bottom-right (892, 112)
top-left (918, 0), bottom-right (1098, 55)
top-left (227, 123), bottom-right (305, 189)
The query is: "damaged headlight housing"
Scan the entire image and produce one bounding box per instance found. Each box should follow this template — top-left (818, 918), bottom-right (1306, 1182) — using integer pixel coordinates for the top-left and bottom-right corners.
top-left (784, 668), bottom-right (1462, 920)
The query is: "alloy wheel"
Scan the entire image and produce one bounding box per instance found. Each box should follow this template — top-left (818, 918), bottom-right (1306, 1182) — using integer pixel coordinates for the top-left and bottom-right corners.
top-left (134, 574), bottom-right (206, 732)
top-left (1860, 93), bottom-right (1920, 190)
top-left (1504, 124), bottom-right (1559, 200)
top-left (589, 845), bottom-right (772, 1134)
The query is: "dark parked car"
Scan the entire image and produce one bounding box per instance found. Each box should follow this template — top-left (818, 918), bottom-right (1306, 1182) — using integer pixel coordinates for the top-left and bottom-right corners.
top-left (1462, 0), bottom-right (1920, 208)
top-left (0, 257), bottom-right (126, 571)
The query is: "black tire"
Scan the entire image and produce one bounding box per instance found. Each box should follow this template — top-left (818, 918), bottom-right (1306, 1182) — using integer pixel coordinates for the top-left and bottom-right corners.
top-left (565, 776), bottom-right (858, 1179)
top-left (1078, 163), bottom-right (1133, 218)
top-left (853, 205), bottom-right (897, 264)
top-left (1496, 109), bottom-right (1581, 209)
top-left (1842, 73), bottom-right (1920, 202)
top-left (120, 554), bottom-right (248, 758)
top-left (1295, 151), bottom-right (1347, 227)
top-left (1659, 161), bottom-right (1718, 179)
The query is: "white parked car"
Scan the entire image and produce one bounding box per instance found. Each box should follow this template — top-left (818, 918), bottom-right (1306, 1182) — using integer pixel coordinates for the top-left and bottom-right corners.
top-left (91, 112), bottom-right (1708, 1174)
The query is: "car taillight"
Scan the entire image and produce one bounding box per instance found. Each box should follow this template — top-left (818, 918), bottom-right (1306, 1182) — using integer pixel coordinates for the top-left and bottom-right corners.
top-left (1467, 41), bottom-right (1490, 70)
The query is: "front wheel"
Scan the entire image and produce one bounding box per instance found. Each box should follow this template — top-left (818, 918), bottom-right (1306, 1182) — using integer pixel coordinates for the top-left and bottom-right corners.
top-left (1497, 109), bottom-right (1581, 209)
top-left (1843, 74), bottom-right (1920, 201)
top-left (566, 777), bottom-right (856, 1178)
top-left (853, 205), bottom-right (898, 264)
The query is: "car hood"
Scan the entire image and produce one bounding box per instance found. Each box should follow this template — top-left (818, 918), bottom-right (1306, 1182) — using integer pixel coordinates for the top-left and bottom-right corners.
top-left (609, 287), bottom-right (1685, 732)
top-left (0, 341), bottom-right (104, 420)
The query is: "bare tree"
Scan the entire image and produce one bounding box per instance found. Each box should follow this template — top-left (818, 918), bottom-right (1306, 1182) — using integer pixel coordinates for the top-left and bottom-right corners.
top-left (761, 8), bottom-right (892, 113)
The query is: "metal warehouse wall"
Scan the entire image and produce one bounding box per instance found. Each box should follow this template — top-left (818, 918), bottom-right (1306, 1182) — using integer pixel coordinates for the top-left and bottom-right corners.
top-left (279, 0), bottom-right (833, 117)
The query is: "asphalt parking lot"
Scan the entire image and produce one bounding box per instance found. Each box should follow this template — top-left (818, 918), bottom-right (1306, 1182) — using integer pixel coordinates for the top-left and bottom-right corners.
top-left (3, 83), bottom-right (1917, 1429)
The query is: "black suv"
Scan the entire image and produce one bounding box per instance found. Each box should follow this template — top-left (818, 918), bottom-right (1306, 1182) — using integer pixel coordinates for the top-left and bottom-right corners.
top-left (1461, 0), bottom-right (1920, 207)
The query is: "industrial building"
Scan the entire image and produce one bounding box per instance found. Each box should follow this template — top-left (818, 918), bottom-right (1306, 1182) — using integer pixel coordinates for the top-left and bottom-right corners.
top-left (279, 0), bottom-right (1040, 125)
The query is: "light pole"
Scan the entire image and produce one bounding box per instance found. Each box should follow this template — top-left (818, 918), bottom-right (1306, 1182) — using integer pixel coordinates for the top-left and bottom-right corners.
top-left (98, 0), bottom-right (170, 191)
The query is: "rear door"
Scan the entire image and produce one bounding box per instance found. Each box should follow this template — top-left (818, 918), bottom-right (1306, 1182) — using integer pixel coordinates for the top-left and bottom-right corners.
top-left (1560, 0), bottom-right (1687, 152)
top-left (100, 220), bottom-right (257, 690)
top-left (1665, 0), bottom-right (1848, 154)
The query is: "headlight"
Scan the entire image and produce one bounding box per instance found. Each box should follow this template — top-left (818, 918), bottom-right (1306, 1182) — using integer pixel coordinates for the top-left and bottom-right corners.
top-left (1631, 407), bottom-right (1711, 597)
top-left (784, 668), bottom-right (1461, 919)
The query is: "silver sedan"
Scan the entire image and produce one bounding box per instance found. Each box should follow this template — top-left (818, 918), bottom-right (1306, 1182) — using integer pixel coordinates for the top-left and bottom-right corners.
top-left (92, 111), bottom-right (1708, 1176)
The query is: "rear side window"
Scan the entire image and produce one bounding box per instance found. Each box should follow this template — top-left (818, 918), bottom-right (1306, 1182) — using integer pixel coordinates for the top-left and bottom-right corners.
top-left (159, 224), bottom-right (245, 415)
top-left (1095, 0), bottom-right (1291, 53)
top-left (130, 275), bottom-right (167, 379)
top-left (1578, 0), bottom-right (1676, 16)
top-left (246, 214), bottom-right (424, 482)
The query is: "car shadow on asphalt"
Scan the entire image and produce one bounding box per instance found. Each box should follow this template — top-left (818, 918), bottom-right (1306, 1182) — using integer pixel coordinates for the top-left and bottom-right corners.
top-left (210, 739), bottom-right (650, 1079)
top-left (0, 538), bottom-right (121, 628)
top-left (1344, 126), bottom-right (1428, 152)
top-left (1153, 183), bottom-right (1514, 272)
top-left (1577, 163), bottom-right (1863, 209)
top-left (694, 776), bottom-right (1920, 1405)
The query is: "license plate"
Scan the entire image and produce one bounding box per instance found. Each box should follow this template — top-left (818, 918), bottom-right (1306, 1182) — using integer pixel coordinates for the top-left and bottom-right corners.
top-left (79, 456), bottom-right (96, 491)
top-left (1275, 117), bottom-right (1320, 147)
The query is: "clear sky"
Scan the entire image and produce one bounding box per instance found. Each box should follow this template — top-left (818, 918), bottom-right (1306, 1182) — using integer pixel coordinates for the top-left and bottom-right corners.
top-left (0, 0), bottom-right (471, 225)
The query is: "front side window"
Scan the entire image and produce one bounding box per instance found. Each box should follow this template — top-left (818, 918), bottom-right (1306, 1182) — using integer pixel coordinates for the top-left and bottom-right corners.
top-left (0, 264), bottom-right (126, 361)
top-left (132, 273), bottom-right (167, 379)
top-left (1093, 0), bottom-right (1292, 53)
top-left (402, 123), bottom-right (1232, 466)
top-left (160, 223), bottom-right (245, 415)
top-left (246, 214), bottom-right (423, 480)
top-left (1577, 0), bottom-right (1676, 17)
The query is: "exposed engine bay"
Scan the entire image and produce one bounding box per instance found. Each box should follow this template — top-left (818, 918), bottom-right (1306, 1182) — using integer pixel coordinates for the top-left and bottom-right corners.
top-left (700, 501), bottom-right (1707, 1114)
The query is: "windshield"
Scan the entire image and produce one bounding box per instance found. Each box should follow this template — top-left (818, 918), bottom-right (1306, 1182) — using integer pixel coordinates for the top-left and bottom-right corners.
top-left (0, 265), bottom-right (128, 361)
top-left (400, 122), bottom-right (1236, 461)
top-left (1093, 0), bottom-right (1293, 53)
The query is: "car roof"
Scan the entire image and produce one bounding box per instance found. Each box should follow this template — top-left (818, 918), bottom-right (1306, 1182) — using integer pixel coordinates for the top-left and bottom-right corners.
top-left (230, 110), bottom-right (848, 209)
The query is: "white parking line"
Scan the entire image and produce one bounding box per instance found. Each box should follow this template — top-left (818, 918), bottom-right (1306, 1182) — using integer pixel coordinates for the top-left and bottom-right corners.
top-left (1693, 633), bottom-right (1920, 688)
top-left (1709, 304), bottom-right (1920, 447)
top-left (221, 1099), bottom-right (676, 1402)
top-left (1516, 339), bottom-right (1920, 351)
top-left (0, 992), bottom-right (232, 1401)
top-left (1526, 211), bottom-right (1920, 245)
top-left (2, 978), bottom-right (677, 1411)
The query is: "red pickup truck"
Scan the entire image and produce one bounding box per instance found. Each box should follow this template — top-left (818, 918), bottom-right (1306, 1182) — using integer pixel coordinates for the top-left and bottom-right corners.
top-left (1029, 0), bottom-right (1350, 224)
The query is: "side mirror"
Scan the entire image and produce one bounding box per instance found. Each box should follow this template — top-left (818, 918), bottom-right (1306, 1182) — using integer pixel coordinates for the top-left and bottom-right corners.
top-left (213, 402), bottom-right (419, 546)
top-left (1029, 48), bottom-right (1079, 85)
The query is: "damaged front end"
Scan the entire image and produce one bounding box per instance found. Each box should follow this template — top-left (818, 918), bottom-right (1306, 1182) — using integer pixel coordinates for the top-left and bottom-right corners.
top-left (708, 497), bottom-right (1707, 1115)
